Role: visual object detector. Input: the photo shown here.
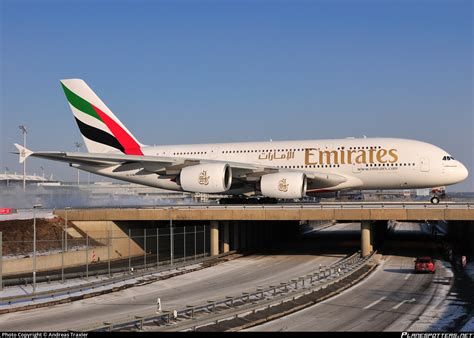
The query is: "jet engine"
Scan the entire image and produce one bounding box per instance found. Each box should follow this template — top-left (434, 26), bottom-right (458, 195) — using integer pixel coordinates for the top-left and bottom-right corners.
top-left (260, 172), bottom-right (307, 199)
top-left (180, 163), bottom-right (232, 193)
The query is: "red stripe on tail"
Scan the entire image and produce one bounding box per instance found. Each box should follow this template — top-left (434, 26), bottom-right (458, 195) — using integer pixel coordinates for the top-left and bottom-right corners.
top-left (91, 104), bottom-right (143, 155)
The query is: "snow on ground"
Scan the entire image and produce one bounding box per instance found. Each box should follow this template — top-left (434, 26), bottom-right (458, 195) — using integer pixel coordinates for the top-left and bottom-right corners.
top-left (460, 262), bottom-right (474, 332)
top-left (407, 260), bottom-right (460, 331)
top-left (0, 262), bottom-right (202, 310)
top-left (409, 259), bottom-right (474, 332)
top-left (461, 317), bottom-right (474, 332)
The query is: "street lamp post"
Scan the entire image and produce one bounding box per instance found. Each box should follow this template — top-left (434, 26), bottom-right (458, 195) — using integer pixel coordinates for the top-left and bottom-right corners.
top-left (74, 142), bottom-right (82, 185)
top-left (32, 204), bottom-right (42, 293)
top-left (169, 208), bottom-right (174, 266)
top-left (65, 207), bottom-right (71, 253)
top-left (61, 226), bottom-right (64, 283)
top-left (18, 125), bottom-right (27, 192)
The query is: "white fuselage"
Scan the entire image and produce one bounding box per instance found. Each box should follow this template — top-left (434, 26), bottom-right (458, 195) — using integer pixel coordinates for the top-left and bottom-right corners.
top-left (80, 137), bottom-right (468, 195)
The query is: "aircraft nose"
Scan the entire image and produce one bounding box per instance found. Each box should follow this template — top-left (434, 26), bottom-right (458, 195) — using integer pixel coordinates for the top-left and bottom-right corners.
top-left (458, 162), bottom-right (469, 181)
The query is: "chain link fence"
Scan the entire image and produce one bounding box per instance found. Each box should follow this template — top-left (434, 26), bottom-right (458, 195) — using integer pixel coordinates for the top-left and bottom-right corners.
top-left (0, 225), bottom-right (210, 286)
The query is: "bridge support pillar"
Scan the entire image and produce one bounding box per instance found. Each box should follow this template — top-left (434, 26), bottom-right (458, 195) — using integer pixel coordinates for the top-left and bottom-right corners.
top-left (210, 221), bottom-right (219, 256)
top-left (361, 221), bottom-right (373, 257)
top-left (233, 222), bottom-right (240, 251)
top-left (222, 221), bottom-right (230, 253)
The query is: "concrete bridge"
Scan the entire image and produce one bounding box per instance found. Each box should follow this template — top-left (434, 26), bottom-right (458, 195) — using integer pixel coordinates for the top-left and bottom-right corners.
top-left (54, 202), bottom-right (474, 259)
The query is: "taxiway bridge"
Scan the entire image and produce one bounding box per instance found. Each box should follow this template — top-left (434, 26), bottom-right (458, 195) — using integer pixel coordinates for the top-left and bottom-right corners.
top-left (53, 203), bottom-right (474, 259)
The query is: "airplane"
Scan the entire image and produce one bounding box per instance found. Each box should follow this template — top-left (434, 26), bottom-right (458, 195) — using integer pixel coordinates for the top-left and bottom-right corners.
top-left (14, 79), bottom-right (469, 204)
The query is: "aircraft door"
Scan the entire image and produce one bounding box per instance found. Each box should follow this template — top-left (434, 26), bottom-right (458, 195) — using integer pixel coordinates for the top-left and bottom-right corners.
top-left (420, 157), bottom-right (430, 172)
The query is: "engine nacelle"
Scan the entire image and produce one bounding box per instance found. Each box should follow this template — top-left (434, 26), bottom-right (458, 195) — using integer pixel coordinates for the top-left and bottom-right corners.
top-left (260, 172), bottom-right (307, 199)
top-left (180, 163), bottom-right (232, 193)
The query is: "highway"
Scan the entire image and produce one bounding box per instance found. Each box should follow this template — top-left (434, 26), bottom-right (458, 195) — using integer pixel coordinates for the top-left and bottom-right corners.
top-left (0, 222), bottom-right (359, 331)
top-left (248, 223), bottom-right (451, 331)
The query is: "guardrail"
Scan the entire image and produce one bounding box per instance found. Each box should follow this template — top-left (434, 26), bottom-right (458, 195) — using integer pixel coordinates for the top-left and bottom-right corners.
top-left (83, 251), bottom-right (373, 332)
top-left (56, 202), bottom-right (473, 212)
top-left (0, 252), bottom-right (235, 308)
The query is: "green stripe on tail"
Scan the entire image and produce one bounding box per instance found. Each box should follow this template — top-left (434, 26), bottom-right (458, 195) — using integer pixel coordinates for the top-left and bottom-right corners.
top-left (61, 83), bottom-right (102, 121)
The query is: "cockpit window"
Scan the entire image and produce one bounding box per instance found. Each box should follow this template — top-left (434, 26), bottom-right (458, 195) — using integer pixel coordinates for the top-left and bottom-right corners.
top-left (443, 156), bottom-right (455, 161)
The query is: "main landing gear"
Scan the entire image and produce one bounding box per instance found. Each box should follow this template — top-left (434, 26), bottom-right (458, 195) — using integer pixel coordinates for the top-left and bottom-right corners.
top-left (430, 196), bottom-right (440, 204)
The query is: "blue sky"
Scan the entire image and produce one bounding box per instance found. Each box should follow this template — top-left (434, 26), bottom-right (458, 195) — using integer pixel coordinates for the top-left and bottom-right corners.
top-left (1, 0), bottom-right (472, 191)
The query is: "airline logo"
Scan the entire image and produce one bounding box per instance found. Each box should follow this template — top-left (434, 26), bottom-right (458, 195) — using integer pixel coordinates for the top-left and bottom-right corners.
top-left (61, 82), bottom-right (143, 155)
top-left (305, 148), bottom-right (398, 166)
top-left (198, 170), bottom-right (210, 185)
top-left (278, 178), bottom-right (289, 192)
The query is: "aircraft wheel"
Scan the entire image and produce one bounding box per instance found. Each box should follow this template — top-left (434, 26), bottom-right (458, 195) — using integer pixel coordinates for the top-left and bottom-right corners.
top-left (430, 196), bottom-right (440, 204)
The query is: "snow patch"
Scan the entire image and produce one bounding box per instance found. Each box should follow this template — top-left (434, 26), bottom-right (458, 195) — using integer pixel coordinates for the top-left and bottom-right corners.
top-left (408, 260), bottom-right (468, 332)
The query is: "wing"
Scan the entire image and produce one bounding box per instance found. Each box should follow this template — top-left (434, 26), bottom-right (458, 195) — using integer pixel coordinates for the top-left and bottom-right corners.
top-left (13, 143), bottom-right (358, 191)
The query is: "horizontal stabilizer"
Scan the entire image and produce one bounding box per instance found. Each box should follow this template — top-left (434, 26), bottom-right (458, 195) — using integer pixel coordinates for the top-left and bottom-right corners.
top-left (14, 143), bottom-right (33, 164)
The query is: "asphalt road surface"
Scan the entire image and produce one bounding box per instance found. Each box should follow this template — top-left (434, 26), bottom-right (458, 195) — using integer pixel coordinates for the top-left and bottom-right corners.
top-left (248, 223), bottom-right (451, 331)
top-left (0, 223), bottom-right (360, 331)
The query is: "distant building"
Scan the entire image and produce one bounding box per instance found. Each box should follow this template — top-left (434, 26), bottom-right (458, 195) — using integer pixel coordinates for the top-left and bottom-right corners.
top-left (0, 173), bottom-right (53, 186)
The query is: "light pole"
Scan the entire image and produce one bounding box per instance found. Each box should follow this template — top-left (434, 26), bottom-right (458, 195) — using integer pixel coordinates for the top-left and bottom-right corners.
top-left (40, 166), bottom-right (45, 179)
top-left (169, 208), bottom-right (174, 266)
top-left (74, 142), bottom-right (82, 185)
top-left (32, 204), bottom-right (42, 293)
top-left (65, 207), bottom-right (71, 252)
top-left (18, 125), bottom-right (27, 192)
top-left (61, 224), bottom-right (65, 283)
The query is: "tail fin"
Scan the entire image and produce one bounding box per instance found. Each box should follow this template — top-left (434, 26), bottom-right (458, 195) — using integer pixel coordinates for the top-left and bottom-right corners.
top-left (60, 79), bottom-right (144, 155)
top-left (14, 143), bottom-right (33, 164)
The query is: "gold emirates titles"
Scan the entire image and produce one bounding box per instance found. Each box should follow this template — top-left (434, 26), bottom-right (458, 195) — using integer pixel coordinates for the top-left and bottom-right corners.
top-left (304, 148), bottom-right (399, 165)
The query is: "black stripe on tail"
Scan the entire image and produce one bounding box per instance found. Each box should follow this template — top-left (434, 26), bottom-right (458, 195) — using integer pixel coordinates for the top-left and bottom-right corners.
top-left (74, 117), bottom-right (124, 153)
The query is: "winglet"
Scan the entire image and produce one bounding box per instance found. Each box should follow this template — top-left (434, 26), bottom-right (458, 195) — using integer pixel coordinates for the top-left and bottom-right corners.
top-left (14, 143), bottom-right (33, 164)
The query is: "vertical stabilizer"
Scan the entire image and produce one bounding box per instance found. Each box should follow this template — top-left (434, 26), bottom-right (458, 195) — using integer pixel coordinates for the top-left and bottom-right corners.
top-left (60, 79), bottom-right (144, 155)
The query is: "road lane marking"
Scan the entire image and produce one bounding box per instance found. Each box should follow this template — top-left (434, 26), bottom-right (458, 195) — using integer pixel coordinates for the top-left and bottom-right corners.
top-left (363, 296), bottom-right (387, 310)
top-left (404, 274), bottom-right (411, 280)
top-left (392, 298), bottom-right (416, 310)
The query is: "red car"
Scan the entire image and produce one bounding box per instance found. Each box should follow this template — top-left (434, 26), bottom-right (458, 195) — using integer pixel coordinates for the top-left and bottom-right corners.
top-left (414, 257), bottom-right (436, 273)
